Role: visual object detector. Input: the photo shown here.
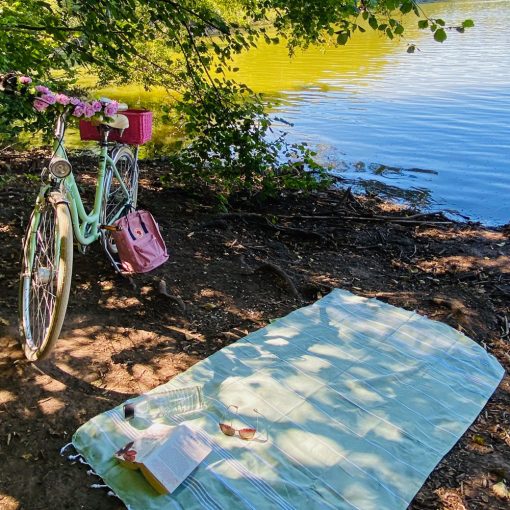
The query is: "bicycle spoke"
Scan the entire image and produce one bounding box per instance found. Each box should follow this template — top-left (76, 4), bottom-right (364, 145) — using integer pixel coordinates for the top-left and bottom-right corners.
top-left (105, 153), bottom-right (136, 224)
top-left (24, 205), bottom-right (61, 350)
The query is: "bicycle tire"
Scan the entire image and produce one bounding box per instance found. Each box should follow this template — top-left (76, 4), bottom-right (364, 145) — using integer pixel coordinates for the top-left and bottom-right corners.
top-left (100, 146), bottom-right (139, 268)
top-left (19, 193), bottom-right (73, 361)
top-left (102, 146), bottom-right (138, 225)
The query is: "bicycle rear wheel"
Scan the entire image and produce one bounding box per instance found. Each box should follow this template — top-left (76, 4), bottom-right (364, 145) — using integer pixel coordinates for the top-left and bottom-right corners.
top-left (19, 193), bottom-right (73, 361)
top-left (101, 146), bottom-right (138, 270)
top-left (102, 146), bottom-right (138, 225)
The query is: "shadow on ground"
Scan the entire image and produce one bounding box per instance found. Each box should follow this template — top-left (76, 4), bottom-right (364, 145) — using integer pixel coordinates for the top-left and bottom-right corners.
top-left (0, 161), bottom-right (509, 509)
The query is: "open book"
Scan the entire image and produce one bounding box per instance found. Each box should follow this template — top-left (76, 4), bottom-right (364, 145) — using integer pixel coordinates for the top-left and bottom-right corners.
top-left (114, 423), bottom-right (211, 494)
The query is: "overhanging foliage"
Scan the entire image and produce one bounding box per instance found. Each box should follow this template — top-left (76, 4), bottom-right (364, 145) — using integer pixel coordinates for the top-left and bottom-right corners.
top-left (0, 1), bottom-right (473, 197)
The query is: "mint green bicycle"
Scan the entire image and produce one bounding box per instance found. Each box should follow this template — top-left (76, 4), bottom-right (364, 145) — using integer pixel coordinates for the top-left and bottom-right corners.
top-left (2, 75), bottom-right (148, 361)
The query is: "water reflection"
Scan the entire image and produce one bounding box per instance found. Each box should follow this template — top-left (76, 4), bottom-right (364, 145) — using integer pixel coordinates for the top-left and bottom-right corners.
top-left (270, 0), bottom-right (510, 224)
top-left (72, 0), bottom-right (510, 225)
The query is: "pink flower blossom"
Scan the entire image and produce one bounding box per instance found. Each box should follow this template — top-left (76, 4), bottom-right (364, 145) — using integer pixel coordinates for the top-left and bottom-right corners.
top-left (35, 85), bottom-right (50, 94)
top-left (33, 99), bottom-right (49, 112)
top-left (40, 93), bottom-right (56, 105)
top-left (83, 103), bottom-right (96, 118)
top-left (19, 76), bottom-right (32, 85)
top-left (104, 101), bottom-right (119, 117)
top-left (73, 105), bottom-right (85, 117)
top-left (70, 97), bottom-right (83, 106)
top-left (55, 93), bottom-right (70, 105)
top-left (91, 100), bottom-right (102, 112)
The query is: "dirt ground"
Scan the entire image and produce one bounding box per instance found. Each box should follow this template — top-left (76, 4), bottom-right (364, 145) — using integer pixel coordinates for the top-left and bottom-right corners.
top-left (0, 152), bottom-right (509, 510)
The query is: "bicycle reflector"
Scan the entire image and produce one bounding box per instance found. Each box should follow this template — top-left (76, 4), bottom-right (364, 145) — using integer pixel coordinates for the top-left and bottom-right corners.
top-left (49, 157), bottom-right (72, 178)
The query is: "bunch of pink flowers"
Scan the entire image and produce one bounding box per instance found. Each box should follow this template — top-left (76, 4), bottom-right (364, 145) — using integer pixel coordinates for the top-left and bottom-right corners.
top-left (29, 81), bottom-right (119, 120)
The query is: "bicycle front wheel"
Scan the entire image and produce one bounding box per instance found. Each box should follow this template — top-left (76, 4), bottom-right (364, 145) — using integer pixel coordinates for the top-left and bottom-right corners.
top-left (19, 193), bottom-right (73, 361)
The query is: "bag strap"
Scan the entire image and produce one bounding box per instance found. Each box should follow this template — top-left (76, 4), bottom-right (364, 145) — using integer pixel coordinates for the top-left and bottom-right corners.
top-left (125, 210), bottom-right (149, 240)
top-left (138, 212), bottom-right (149, 235)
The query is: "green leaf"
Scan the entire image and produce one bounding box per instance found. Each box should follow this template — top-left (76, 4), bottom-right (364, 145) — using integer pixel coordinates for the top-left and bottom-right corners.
top-left (368, 16), bottom-right (378, 30)
top-left (336, 32), bottom-right (349, 45)
top-left (394, 24), bottom-right (404, 36)
top-left (400, 2), bottom-right (413, 15)
top-left (418, 19), bottom-right (428, 29)
top-left (462, 19), bottom-right (475, 28)
top-left (407, 44), bottom-right (416, 53)
top-left (435, 18), bottom-right (445, 27)
top-left (434, 28), bottom-right (447, 43)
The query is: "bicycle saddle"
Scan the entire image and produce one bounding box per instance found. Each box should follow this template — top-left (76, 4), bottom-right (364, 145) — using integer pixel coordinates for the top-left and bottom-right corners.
top-left (103, 114), bottom-right (129, 130)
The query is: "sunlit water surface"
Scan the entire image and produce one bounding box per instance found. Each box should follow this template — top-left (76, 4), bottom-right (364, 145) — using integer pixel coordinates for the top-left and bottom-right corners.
top-left (85, 0), bottom-right (510, 225)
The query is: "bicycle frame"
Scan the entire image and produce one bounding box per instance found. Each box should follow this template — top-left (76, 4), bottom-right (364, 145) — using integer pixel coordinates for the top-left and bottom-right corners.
top-left (48, 114), bottom-right (130, 247)
top-left (17, 90), bottom-right (144, 360)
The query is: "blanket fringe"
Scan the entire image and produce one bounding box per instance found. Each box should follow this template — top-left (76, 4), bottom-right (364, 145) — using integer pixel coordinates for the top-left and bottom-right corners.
top-left (62, 442), bottom-right (119, 499)
top-left (59, 442), bottom-right (74, 456)
top-left (67, 453), bottom-right (90, 466)
top-left (90, 484), bottom-right (120, 499)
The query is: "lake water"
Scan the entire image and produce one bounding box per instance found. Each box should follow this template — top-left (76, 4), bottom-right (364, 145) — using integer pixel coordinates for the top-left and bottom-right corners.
top-left (90, 0), bottom-right (510, 225)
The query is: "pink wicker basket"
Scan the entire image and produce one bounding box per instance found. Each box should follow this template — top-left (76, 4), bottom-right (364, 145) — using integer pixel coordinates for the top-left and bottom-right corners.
top-left (79, 109), bottom-right (153, 145)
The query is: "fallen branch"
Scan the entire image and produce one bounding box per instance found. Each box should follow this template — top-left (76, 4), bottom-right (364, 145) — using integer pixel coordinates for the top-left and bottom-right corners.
top-left (342, 187), bottom-right (367, 212)
top-left (214, 210), bottom-right (451, 228)
top-left (275, 211), bottom-right (442, 220)
top-left (220, 330), bottom-right (244, 342)
top-left (277, 224), bottom-right (326, 240)
top-left (273, 213), bottom-right (452, 225)
top-left (494, 285), bottom-right (510, 296)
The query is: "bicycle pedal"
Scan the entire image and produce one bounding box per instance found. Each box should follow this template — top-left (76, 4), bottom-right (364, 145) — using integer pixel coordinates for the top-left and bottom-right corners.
top-left (100, 224), bottom-right (122, 232)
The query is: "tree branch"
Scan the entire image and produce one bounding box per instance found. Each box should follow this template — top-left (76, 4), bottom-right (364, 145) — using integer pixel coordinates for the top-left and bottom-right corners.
top-left (0, 23), bottom-right (124, 34)
top-left (156, 0), bottom-right (230, 35)
top-left (0, 24), bottom-right (85, 32)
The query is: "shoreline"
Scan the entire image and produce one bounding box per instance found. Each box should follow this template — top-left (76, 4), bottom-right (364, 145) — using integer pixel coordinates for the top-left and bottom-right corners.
top-left (1, 148), bottom-right (509, 229)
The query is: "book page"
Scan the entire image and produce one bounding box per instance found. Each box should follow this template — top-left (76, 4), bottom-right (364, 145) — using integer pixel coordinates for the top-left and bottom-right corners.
top-left (114, 423), bottom-right (173, 465)
top-left (143, 424), bottom-right (211, 493)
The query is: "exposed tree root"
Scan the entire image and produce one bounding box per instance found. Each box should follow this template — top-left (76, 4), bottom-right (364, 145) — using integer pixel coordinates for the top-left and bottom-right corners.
top-left (213, 212), bottom-right (326, 241)
top-left (255, 261), bottom-right (302, 300)
top-left (156, 279), bottom-right (187, 313)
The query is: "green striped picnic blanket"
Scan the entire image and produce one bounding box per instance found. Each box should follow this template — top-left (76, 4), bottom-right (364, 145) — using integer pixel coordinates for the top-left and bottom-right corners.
top-left (73, 289), bottom-right (504, 510)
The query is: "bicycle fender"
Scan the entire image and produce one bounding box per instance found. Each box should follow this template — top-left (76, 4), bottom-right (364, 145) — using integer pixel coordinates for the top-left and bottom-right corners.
top-left (47, 191), bottom-right (69, 206)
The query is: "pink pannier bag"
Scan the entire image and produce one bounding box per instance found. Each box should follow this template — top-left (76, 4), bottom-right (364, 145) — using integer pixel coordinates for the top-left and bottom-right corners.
top-left (111, 210), bottom-right (168, 274)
